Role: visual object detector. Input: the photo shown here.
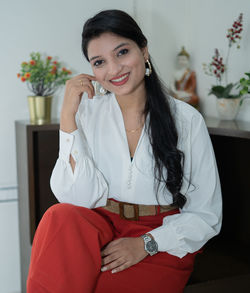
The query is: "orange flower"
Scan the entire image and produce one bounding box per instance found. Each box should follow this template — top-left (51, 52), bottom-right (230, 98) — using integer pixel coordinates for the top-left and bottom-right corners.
top-left (21, 76), bottom-right (26, 82)
top-left (17, 73), bottom-right (21, 78)
top-left (22, 62), bottom-right (28, 65)
top-left (62, 67), bottom-right (67, 72)
top-left (30, 60), bottom-right (36, 65)
top-left (25, 72), bottom-right (31, 78)
top-left (67, 70), bottom-right (72, 75)
top-left (53, 61), bottom-right (58, 65)
top-left (47, 56), bottom-right (52, 60)
top-left (50, 65), bottom-right (57, 75)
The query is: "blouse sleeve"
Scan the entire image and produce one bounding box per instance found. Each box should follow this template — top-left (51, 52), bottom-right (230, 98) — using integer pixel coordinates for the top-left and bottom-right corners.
top-left (50, 109), bottom-right (109, 209)
top-left (148, 111), bottom-right (223, 258)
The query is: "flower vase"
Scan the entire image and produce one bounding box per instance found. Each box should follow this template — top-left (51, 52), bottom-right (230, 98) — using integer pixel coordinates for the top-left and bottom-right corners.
top-left (28, 95), bottom-right (53, 124)
top-left (216, 97), bottom-right (241, 120)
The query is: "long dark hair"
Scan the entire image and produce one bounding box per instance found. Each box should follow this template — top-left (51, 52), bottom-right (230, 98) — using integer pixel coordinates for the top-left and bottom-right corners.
top-left (81, 9), bottom-right (187, 208)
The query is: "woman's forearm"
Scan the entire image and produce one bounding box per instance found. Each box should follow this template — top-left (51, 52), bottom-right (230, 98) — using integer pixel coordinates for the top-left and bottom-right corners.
top-left (60, 112), bottom-right (77, 172)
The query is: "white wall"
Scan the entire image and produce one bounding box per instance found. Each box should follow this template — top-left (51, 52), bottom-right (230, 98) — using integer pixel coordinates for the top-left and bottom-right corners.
top-left (187, 0), bottom-right (250, 118)
top-left (136, 0), bottom-right (250, 119)
top-left (0, 1), bottom-right (135, 292)
top-left (0, 197), bottom-right (20, 293)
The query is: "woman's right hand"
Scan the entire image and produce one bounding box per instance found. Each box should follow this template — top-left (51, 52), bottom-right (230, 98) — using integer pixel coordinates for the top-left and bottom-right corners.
top-left (61, 73), bottom-right (97, 117)
top-left (60, 73), bottom-right (96, 133)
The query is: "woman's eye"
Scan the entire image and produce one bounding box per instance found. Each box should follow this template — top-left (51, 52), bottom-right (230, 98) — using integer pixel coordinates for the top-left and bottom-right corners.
top-left (118, 48), bottom-right (128, 56)
top-left (93, 60), bottom-right (104, 67)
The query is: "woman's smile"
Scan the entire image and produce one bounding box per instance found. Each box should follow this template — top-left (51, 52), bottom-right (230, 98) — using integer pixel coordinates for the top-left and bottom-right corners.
top-left (110, 72), bottom-right (130, 86)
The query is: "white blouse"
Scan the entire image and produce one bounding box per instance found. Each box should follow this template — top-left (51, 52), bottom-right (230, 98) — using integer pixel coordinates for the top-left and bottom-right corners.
top-left (50, 92), bottom-right (222, 258)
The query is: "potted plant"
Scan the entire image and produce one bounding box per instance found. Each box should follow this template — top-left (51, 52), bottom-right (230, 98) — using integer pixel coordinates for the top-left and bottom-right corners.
top-left (17, 52), bottom-right (72, 124)
top-left (203, 13), bottom-right (244, 120)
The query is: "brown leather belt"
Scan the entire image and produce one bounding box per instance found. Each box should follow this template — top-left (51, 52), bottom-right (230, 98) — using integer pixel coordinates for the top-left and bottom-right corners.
top-left (101, 198), bottom-right (178, 221)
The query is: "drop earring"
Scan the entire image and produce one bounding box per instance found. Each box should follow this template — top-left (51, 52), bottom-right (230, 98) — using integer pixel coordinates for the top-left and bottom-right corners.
top-left (99, 86), bottom-right (107, 95)
top-left (92, 81), bottom-right (107, 96)
top-left (145, 59), bottom-right (152, 76)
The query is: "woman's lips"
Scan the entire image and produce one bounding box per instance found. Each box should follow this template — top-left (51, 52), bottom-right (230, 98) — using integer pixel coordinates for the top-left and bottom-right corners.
top-left (110, 73), bottom-right (130, 86)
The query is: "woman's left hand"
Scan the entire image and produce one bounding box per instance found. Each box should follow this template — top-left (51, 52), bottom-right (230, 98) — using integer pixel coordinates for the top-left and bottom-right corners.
top-left (101, 237), bottom-right (148, 273)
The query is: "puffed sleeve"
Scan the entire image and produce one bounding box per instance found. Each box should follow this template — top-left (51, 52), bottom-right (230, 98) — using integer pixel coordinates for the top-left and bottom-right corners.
top-left (149, 111), bottom-right (222, 258)
top-left (50, 108), bottom-right (109, 209)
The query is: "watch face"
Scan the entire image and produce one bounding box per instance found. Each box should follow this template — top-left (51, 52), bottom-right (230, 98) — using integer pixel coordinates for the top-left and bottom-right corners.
top-left (146, 240), bottom-right (158, 253)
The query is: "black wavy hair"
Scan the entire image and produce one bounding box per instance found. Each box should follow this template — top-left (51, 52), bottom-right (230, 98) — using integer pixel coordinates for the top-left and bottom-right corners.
top-left (81, 9), bottom-right (187, 208)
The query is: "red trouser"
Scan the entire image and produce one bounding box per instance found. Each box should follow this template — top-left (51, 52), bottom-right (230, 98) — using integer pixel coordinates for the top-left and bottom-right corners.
top-left (27, 201), bottom-right (199, 293)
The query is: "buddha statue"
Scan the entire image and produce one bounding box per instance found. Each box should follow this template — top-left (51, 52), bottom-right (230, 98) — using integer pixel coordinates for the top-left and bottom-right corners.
top-left (171, 46), bottom-right (199, 109)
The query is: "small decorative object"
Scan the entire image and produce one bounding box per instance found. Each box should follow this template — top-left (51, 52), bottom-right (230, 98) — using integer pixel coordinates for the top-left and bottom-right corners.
top-left (171, 46), bottom-right (199, 109)
top-left (17, 52), bottom-right (72, 124)
top-left (203, 13), bottom-right (244, 120)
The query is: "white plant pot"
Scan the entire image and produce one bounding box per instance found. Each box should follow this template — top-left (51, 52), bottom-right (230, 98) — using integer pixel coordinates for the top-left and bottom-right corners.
top-left (216, 97), bottom-right (241, 120)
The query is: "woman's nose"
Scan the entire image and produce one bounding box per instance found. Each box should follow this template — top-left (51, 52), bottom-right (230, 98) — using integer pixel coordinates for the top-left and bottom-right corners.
top-left (108, 60), bottom-right (123, 78)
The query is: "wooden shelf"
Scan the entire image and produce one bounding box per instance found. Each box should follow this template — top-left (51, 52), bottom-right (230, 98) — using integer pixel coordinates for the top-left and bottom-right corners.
top-left (204, 116), bottom-right (250, 139)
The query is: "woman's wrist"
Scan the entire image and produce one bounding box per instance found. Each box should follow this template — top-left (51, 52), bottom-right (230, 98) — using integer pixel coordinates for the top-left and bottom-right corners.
top-left (60, 111), bottom-right (77, 133)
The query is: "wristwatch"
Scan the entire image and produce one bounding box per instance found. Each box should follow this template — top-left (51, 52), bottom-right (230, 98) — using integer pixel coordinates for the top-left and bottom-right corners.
top-left (141, 234), bottom-right (158, 256)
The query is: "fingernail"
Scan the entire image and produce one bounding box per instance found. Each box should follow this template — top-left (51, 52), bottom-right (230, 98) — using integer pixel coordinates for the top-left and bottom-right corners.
top-left (101, 267), bottom-right (107, 272)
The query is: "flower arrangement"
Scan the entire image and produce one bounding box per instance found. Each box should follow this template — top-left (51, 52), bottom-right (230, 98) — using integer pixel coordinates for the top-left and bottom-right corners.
top-left (17, 52), bottom-right (72, 96)
top-left (202, 13), bottom-right (243, 99)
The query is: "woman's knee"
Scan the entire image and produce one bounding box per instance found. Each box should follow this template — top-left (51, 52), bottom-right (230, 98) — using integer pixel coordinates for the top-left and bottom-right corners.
top-left (44, 202), bottom-right (89, 219)
top-left (35, 203), bottom-right (94, 239)
top-left (40, 203), bottom-right (114, 242)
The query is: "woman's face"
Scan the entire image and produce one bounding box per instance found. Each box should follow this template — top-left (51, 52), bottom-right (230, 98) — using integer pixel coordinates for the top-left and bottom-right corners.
top-left (87, 32), bottom-right (148, 98)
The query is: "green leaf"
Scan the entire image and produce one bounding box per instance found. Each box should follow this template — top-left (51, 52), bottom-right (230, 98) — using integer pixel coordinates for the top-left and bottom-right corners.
top-left (209, 85), bottom-right (227, 98)
top-left (223, 83), bottom-right (234, 97)
top-left (209, 83), bottom-right (239, 99)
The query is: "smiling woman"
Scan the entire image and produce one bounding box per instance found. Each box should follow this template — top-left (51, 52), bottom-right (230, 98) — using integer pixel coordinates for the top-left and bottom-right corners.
top-left (26, 9), bottom-right (222, 293)
top-left (87, 33), bottom-right (147, 99)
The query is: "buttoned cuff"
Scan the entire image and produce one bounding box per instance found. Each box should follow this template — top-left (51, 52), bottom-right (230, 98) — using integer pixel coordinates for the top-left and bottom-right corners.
top-left (59, 129), bottom-right (86, 162)
top-left (148, 225), bottom-right (187, 258)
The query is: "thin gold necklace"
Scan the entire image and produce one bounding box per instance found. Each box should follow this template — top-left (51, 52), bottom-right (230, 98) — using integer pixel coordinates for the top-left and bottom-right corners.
top-left (125, 125), bottom-right (143, 133)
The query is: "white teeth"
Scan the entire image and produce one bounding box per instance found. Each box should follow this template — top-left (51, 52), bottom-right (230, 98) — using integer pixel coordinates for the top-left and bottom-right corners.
top-left (111, 73), bottom-right (129, 82)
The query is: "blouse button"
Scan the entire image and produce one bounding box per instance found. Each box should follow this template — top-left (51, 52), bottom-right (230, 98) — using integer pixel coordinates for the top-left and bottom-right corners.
top-left (66, 138), bottom-right (70, 142)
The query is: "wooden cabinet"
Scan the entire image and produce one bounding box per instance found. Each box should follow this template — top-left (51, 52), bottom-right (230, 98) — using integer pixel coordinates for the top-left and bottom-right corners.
top-left (15, 117), bottom-right (250, 293)
top-left (15, 120), bottom-right (59, 293)
top-left (185, 117), bottom-right (250, 292)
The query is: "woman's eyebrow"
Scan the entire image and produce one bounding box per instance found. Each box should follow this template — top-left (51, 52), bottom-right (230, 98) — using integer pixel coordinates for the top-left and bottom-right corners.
top-left (89, 42), bottom-right (130, 62)
top-left (113, 42), bottom-right (129, 51)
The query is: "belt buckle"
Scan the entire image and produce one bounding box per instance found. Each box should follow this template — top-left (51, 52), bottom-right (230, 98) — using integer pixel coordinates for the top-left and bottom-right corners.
top-left (119, 202), bottom-right (139, 221)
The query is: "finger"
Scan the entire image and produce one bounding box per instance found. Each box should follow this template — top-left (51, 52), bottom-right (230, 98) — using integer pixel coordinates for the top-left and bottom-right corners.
top-left (79, 73), bottom-right (97, 80)
top-left (78, 79), bottom-right (95, 91)
top-left (86, 87), bottom-right (94, 99)
top-left (111, 262), bottom-right (130, 274)
top-left (102, 252), bottom-right (120, 266)
top-left (101, 243), bottom-right (120, 257)
top-left (79, 83), bottom-right (94, 99)
top-left (102, 238), bottom-right (122, 251)
top-left (71, 73), bottom-right (96, 80)
top-left (101, 257), bottom-right (125, 272)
